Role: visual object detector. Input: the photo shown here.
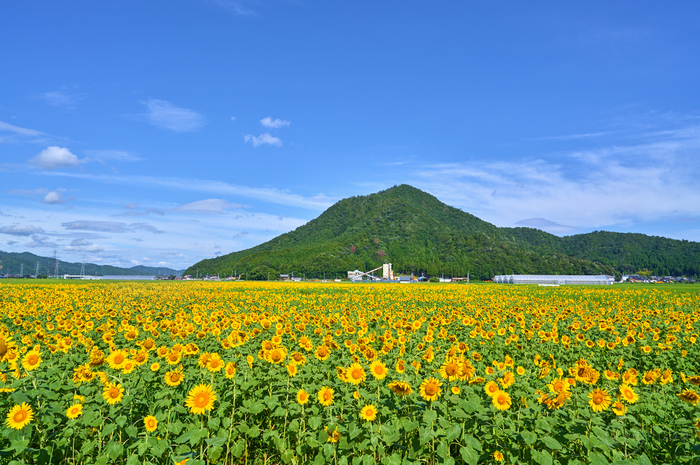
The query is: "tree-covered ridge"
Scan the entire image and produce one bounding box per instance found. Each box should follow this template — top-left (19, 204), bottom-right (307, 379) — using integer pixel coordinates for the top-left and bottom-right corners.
top-left (190, 184), bottom-right (687, 280)
top-left (0, 250), bottom-right (182, 277)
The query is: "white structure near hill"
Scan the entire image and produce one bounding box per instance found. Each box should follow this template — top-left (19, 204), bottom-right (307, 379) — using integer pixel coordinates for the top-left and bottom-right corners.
top-left (493, 274), bottom-right (612, 285)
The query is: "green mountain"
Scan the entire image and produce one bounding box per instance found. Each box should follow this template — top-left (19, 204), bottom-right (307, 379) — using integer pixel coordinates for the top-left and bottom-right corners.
top-left (185, 184), bottom-right (700, 280)
top-left (0, 250), bottom-right (183, 277)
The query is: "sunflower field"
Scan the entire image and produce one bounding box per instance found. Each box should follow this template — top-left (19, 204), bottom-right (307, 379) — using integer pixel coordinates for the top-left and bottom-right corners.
top-left (0, 281), bottom-right (699, 465)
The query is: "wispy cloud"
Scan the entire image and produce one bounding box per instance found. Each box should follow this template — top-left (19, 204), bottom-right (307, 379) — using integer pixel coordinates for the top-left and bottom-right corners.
top-left (37, 90), bottom-right (83, 109)
top-left (244, 133), bottom-right (282, 147)
top-left (174, 199), bottom-right (243, 214)
top-left (528, 131), bottom-right (611, 141)
top-left (0, 224), bottom-right (45, 236)
top-left (84, 150), bottom-right (142, 162)
top-left (61, 220), bottom-right (164, 234)
top-left (260, 117), bottom-right (291, 129)
top-left (143, 99), bottom-right (206, 132)
top-left (204, 0), bottom-right (256, 16)
top-left (0, 121), bottom-right (47, 138)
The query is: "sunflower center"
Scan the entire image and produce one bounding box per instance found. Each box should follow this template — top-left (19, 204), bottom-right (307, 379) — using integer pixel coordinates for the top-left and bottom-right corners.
top-left (194, 393), bottom-right (208, 407)
top-left (27, 354), bottom-right (38, 365)
top-left (445, 364), bottom-right (458, 376)
top-left (271, 352), bottom-right (282, 362)
top-left (114, 354), bottom-right (124, 364)
top-left (352, 369), bottom-right (363, 379)
top-left (593, 393), bottom-right (603, 405)
top-left (109, 388), bottom-right (120, 398)
top-left (497, 394), bottom-right (508, 405)
top-left (425, 383), bottom-right (438, 396)
top-left (323, 392), bottom-right (332, 401)
top-left (171, 373), bottom-right (181, 382)
top-left (13, 411), bottom-right (26, 422)
top-left (0, 339), bottom-right (7, 357)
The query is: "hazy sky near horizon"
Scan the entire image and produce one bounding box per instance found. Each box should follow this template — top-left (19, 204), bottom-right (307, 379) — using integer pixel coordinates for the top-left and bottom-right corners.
top-left (2, 1), bottom-right (700, 271)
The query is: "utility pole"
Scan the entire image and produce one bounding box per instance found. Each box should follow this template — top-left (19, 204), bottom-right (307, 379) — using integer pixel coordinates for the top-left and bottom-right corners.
top-left (35, 262), bottom-right (40, 278)
top-left (20, 263), bottom-right (24, 277)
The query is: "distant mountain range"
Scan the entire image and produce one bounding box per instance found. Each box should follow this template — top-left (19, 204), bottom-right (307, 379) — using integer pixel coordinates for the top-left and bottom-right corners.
top-left (184, 185), bottom-right (700, 280)
top-left (0, 250), bottom-right (183, 277)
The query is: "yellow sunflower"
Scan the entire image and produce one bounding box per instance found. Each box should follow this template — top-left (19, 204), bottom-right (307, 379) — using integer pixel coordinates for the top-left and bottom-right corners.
top-left (419, 378), bottom-right (442, 402)
top-left (360, 404), bottom-right (377, 422)
top-left (492, 390), bottom-right (512, 411)
top-left (144, 415), bottom-right (158, 432)
top-left (619, 384), bottom-right (638, 404)
top-left (325, 426), bottom-right (341, 443)
top-left (612, 401), bottom-right (627, 416)
top-left (439, 360), bottom-right (461, 381)
top-left (345, 363), bottom-right (366, 385)
top-left (484, 380), bottom-right (500, 397)
top-left (225, 362), bottom-right (237, 379)
top-left (297, 389), bottom-right (309, 405)
top-left (21, 349), bottom-right (41, 371)
top-left (494, 451), bottom-right (504, 462)
top-left (318, 386), bottom-right (334, 406)
top-left (388, 381), bottom-right (413, 396)
top-left (106, 350), bottom-right (129, 370)
top-left (369, 360), bottom-right (388, 380)
top-left (678, 389), bottom-right (700, 406)
top-left (66, 403), bottom-right (83, 419)
top-left (164, 368), bottom-right (185, 387)
top-left (588, 389), bottom-right (611, 412)
top-left (6, 403), bottom-right (33, 430)
top-left (185, 384), bottom-right (217, 414)
top-left (102, 383), bottom-right (125, 405)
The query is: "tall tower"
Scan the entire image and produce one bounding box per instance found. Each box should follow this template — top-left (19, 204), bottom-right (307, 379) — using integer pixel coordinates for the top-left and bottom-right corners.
top-left (52, 250), bottom-right (59, 278)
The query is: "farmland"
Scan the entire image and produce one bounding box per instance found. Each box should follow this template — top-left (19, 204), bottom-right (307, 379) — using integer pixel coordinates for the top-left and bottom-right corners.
top-left (0, 281), bottom-right (699, 464)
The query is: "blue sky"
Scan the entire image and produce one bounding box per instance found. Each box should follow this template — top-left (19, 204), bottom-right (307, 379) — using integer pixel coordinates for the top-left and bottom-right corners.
top-left (2, 1), bottom-right (700, 271)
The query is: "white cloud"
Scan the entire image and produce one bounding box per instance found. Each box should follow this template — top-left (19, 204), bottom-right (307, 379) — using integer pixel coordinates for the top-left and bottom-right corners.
top-left (143, 99), bottom-right (206, 132)
top-left (411, 123), bottom-right (700, 235)
top-left (0, 121), bottom-right (46, 137)
top-left (244, 133), bottom-right (282, 147)
top-left (260, 117), bottom-right (291, 129)
top-left (30, 146), bottom-right (82, 170)
top-left (25, 234), bottom-right (57, 248)
top-left (0, 224), bottom-right (45, 236)
top-left (174, 199), bottom-right (243, 214)
top-left (43, 191), bottom-right (65, 204)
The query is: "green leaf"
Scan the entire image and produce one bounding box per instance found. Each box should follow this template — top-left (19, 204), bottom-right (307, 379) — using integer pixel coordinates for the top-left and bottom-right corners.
top-left (206, 436), bottom-right (227, 447)
top-left (383, 453), bottom-right (402, 465)
top-left (403, 419), bottom-right (419, 432)
top-left (232, 440), bottom-right (246, 458)
top-left (423, 409), bottom-right (437, 424)
top-left (313, 452), bottom-right (326, 465)
top-left (208, 445), bottom-right (224, 461)
top-left (115, 415), bottom-right (127, 428)
top-left (521, 431), bottom-right (537, 445)
top-left (463, 434), bottom-right (482, 452)
top-left (309, 416), bottom-right (323, 430)
top-left (126, 455), bottom-right (140, 465)
top-left (588, 451), bottom-right (610, 465)
top-left (151, 439), bottom-right (168, 457)
top-left (107, 441), bottom-right (124, 461)
top-left (532, 450), bottom-right (553, 465)
top-left (541, 436), bottom-right (562, 450)
top-left (445, 423), bottom-right (461, 442)
top-left (281, 449), bottom-right (295, 464)
top-left (459, 445), bottom-right (478, 465)
top-left (419, 426), bottom-right (434, 445)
